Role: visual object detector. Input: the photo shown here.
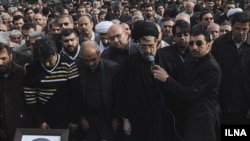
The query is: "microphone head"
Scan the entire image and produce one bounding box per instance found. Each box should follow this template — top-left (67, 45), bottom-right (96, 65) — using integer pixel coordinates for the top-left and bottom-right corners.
top-left (146, 55), bottom-right (155, 62)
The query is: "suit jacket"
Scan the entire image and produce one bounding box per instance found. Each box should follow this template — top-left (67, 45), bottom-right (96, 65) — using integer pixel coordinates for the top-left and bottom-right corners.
top-left (163, 53), bottom-right (221, 141)
top-left (76, 58), bottom-right (120, 120)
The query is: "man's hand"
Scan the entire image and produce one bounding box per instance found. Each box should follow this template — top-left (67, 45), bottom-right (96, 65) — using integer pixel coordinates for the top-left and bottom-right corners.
top-left (152, 65), bottom-right (169, 82)
top-left (247, 108), bottom-right (250, 119)
top-left (40, 122), bottom-right (50, 129)
top-left (80, 117), bottom-right (89, 131)
top-left (69, 123), bottom-right (79, 134)
top-left (112, 118), bottom-right (120, 133)
top-left (123, 118), bottom-right (131, 135)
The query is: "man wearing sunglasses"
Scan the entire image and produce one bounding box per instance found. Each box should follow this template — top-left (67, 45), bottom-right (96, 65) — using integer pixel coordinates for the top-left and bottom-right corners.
top-left (192, 11), bottom-right (214, 31)
top-left (153, 29), bottom-right (221, 141)
top-left (212, 12), bottom-right (250, 125)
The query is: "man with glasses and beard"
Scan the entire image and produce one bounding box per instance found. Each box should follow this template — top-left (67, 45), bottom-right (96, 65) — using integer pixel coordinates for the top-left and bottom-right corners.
top-left (192, 11), bottom-right (214, 31)
top-left (101, 24), bottom-right (140, 65)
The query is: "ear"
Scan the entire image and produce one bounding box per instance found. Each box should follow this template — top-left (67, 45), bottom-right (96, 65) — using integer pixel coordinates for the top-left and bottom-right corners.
top-left (207, 41), bottom-right (212, 50)
top-left (9, 53), bottom-right (13, 61)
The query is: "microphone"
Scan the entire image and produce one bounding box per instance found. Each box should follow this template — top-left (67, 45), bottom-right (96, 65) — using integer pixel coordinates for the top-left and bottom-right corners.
top-left (147, 55), bottom-right (155, 66)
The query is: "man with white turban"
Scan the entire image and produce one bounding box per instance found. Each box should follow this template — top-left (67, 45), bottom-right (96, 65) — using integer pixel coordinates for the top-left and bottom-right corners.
top-left (95, 21), bottom-right (113, 53)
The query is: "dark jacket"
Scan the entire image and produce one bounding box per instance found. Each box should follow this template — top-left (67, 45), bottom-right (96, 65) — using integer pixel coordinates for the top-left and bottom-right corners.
top-left (156, 45), bottom-right (189, 139)
top-left (212, 32), bottom-right (250, 114)
top-left (101, 41), bottom-right (140, 65)
top-left (76, 58), bottom-right (120, 121)
top-left (116, 53), bottom-right (169, 141)
top-left (0, 62), bottom-right (29, 141)
top-left (163, 53), bottom-right (221, 141)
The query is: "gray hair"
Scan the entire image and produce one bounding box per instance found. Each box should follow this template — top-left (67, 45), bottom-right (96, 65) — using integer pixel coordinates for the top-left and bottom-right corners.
top-left (175, 13), bottom-right (191, 24)
top-left (139, 35), bottom-right (157, 41)
top-left (9, 29), bottom-right (22, 37)
top-left (0, 13), bottom-right (11, 19)
top-left (81, 40), bottom-right (100, 54)
top-left (91, 8), bottom-right (100, 15)
top-left (57, 14), bottom-right (73, 23)
top-left (0, 32), bottom-right (10, 45)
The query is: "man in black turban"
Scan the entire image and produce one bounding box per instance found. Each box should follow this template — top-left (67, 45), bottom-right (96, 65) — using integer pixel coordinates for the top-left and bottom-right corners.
top-left (115, 21), bottom-right (173, 141)
top-left (131, 21), bottom-right (159, 42)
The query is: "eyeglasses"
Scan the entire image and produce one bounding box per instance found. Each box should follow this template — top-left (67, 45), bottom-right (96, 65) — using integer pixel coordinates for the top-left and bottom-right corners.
top-left (109, 33), bottom-right (123, 41)
top-left (189, 40), bottom-right (205, 46)
top-left (176, 32), bottom-right (190, 37)
top-left (204, 17), bottom-right (213, 21)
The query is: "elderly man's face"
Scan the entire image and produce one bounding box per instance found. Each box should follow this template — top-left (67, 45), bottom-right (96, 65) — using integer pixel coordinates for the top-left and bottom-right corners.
top-left (11, 35), bottom-right (22, 44)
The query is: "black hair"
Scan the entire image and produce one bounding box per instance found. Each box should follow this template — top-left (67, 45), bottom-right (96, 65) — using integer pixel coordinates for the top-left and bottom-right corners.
top-left (33, 36), bottom-right (57, 61)
top-left (191, 29), bottom-right (211, 42)
top-left (13, 15), bottom-right (24, 22)
top-left (231, 12), bottom-right (250, 26)
top-left (172, 20), bottom-right (191, 35)
top-left (193, 3), bottom-right (204, 12)
top-left (24, 7), bottom-right (34, 15)
top-left (0, 42), bottom-right (11, 54)
top-left (61, 28), bottom-right (79, 38)
top-left (199, 10), bottom-right (213, 21)
top-left (22, 23), bottom-right (36, 31)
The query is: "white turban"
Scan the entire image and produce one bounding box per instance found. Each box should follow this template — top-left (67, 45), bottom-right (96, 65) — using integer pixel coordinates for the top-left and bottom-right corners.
top-left (95, 21), bottom-right (113, 34)
top-left (227, 8), bottom-right (243, 18)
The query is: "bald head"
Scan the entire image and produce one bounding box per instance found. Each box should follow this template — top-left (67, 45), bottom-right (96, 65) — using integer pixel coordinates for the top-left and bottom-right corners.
top-left (81, 40), bottom-right (100, 71)
top-left (107, 24), bottom-right (124, 35)
top-left (107, 24), bottom-right (129, 49)
top-left (208, 23), bottom-right (220, 40)
top-left (81, 40), bottom-right (100, 55)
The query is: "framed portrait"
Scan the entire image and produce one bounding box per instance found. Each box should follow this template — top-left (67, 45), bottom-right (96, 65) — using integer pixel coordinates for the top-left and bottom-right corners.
top-left (13, 128), bottom-right (69, 141)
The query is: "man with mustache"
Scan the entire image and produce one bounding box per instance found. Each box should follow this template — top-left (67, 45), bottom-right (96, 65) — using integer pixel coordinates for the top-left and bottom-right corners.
top-left (154, 29), bottom-right (221, 141)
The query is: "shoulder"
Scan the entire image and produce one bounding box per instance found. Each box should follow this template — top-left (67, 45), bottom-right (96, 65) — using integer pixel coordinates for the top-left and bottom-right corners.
top-left (101, 59), bottom-right (120, 69)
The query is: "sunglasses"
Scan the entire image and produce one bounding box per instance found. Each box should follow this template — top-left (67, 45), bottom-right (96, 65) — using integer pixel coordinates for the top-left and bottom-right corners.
top-left (189, 40), bottom-right (205, 46)
top-left (204, 17), bottom-right (213, 21)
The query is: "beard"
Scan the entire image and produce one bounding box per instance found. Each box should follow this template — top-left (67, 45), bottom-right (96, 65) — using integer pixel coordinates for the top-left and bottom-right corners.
top-left (0, 62), bottom-right (11, 75)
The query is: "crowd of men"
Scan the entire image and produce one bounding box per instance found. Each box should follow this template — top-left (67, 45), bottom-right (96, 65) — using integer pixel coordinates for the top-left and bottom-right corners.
top-left (1, 0), bottom-right (250, 141)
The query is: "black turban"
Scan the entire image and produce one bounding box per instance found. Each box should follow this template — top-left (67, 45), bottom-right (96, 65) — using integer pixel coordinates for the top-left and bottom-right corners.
top-left (131, 21), bottom-right (159, 42)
